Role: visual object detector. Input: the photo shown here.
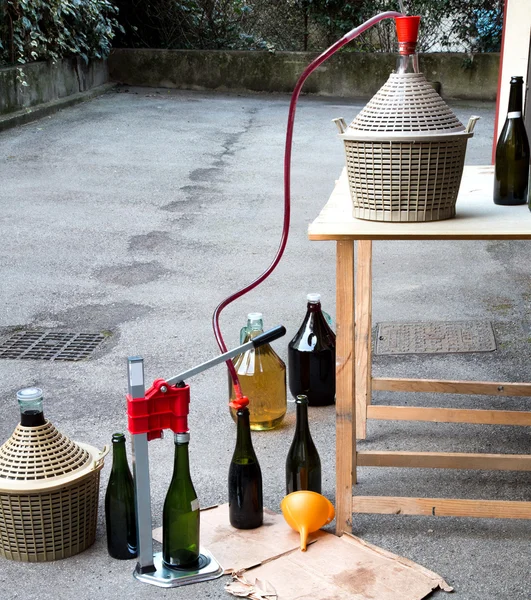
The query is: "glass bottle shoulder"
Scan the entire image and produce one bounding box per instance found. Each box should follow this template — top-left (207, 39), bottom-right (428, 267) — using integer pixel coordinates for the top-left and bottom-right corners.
top-left (290, 312), bottom-right (335, 351)
top-left (233, 342), bottom-right (285, 375)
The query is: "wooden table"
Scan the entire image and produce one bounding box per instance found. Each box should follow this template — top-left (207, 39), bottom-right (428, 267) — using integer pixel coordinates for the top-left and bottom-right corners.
top-left (308, 165), bottom-right (531, 535)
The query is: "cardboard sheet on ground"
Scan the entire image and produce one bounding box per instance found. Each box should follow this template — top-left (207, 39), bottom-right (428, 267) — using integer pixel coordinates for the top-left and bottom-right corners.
top-left (153, 504), bottom-right (322, 573)
top-left (153, 504), bottom-right (452, 599)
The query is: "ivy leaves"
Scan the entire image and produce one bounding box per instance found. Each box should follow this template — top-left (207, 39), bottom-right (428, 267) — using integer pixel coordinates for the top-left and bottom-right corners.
top-left (0, 0), bottom-right (124, 68)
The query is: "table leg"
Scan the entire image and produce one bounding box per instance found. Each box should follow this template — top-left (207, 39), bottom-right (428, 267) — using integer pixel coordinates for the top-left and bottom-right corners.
top-left (335, 240), bottom-right (355, 536)
top-left (355, 240), bottom-right (372, 440)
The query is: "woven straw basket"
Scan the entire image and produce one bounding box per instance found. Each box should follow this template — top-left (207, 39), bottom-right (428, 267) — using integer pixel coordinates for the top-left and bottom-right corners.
top-left (0, 421), bottom-right (107, 562)
top-left (335, 72), bottom-right (477, 222)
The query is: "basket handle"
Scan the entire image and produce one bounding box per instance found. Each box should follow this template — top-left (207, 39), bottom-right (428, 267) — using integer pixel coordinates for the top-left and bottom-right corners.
top-left (465, 116), bottom-right (481, 134)
top-left (92, 445), bottom-right (109, 470)
top-left (332, 117), bottom-right (347, 134)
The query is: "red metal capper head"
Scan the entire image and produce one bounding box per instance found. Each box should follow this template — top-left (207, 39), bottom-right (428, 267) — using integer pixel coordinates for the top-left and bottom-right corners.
top-left (229, 395), bottom-right (249, 410)
top-left (395, 16), bottom-right (421, 55)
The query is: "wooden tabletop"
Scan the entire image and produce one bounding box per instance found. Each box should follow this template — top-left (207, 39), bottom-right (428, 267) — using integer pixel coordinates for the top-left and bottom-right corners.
top-left (308, 165), bottom-right (531, 241)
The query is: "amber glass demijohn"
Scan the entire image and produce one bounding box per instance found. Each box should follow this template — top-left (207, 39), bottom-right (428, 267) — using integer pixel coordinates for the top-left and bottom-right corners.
top-left (288, 294), bottom-right (336, 406)
top-left (105, 433), bottom-right (138, 560)
top-left (228, 406), bottom-right (263, 529)
top-left (162, 432), bottom-right (200, 568)
top-left (229, 312), bottom-right (287, 430)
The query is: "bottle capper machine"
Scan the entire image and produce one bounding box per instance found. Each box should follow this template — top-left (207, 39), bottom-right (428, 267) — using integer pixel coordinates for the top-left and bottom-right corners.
top-left (126, 325), bottom-right (286, 587)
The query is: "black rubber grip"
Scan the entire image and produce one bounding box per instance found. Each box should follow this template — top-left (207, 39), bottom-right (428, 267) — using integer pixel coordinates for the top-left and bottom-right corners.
top-left (252, 325), bottom-right (286, 348)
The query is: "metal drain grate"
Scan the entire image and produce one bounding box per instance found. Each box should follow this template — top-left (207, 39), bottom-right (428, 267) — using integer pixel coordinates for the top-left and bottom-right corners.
top-left (375, 321), bottom-right (497, 355)
top-left (0, 331), bottom-right (106, 361)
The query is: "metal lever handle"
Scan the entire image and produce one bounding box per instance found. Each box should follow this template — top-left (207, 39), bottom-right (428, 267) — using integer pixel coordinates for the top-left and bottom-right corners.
top-left (166, 325), bottom-right (286, 385)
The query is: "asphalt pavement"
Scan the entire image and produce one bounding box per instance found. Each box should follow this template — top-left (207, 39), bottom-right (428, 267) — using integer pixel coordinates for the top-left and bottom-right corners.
top-left (0, 87), bottom-right (529, 600)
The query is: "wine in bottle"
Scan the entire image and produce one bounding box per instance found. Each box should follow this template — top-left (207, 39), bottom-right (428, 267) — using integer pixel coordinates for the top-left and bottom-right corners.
top-left (17, 387), bottom-right (46, 427)
top-left (286, 395), bottom-right (321, 495)
top-left (228, 406), bottom-right (263, 529)
top-left (288, 294), bottom-right (336, 406)
top-left (494, 76), bottom-right (530, 205)
top-left (162, 432), bottom-right (200, 568)
top-left (229, 313), bottom-right (287, 431)
top-left (105, 433), bottom-right (138, 559)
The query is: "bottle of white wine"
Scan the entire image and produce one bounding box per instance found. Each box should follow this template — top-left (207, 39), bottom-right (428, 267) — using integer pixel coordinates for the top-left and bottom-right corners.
top-left (494, 76), bottom-right (530, 205)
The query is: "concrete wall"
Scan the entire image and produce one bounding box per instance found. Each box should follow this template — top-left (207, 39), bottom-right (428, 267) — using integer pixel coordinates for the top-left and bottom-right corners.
top-left (109, 49), bottom-right (499, 101)
top-left (0, 58), bottom-right (108, 115)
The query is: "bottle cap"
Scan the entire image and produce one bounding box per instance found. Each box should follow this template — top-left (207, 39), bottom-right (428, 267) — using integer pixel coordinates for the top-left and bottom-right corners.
top-left (247, 312), bottom-right (263, 321)
top-left (175, 432), bottom-right (190, 443)
top-left (307, 293), bottom-right (321, 303)
top-left (16, 387), bottom-right (43, 403)
top-left (17, 387), bottom-right (44, 415)
top-left (295, 395), bottom-right (309, 404)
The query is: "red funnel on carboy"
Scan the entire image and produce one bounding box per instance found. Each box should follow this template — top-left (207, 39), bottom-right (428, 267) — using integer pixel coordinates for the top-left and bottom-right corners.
top-left (395, 15), bottom-right (420, 54)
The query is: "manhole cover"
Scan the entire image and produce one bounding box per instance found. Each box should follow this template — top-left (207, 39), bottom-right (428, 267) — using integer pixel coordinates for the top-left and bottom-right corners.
top-left (0, 331), bottom-right (107, 361)
top-left (375, 321), bottom-right (496, 355)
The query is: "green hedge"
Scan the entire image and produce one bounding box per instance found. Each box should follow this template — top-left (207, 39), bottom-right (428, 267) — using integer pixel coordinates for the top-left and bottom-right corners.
top-left (0, 0), bottom-right (122, 69)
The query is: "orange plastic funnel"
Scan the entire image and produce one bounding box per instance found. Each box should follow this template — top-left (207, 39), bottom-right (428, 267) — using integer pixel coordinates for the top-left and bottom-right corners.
top-left (281, 491), bottom-right (335, 551)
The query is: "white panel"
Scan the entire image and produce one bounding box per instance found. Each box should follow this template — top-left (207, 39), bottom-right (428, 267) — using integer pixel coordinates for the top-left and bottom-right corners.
top-left (496, 0), bottom-right (531, 141)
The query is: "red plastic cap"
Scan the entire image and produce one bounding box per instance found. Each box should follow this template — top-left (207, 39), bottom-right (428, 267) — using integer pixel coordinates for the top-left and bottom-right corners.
top-left (229, 395), bottom-right (249, 410)
top-left (395, 16), bottom-right (421, 43)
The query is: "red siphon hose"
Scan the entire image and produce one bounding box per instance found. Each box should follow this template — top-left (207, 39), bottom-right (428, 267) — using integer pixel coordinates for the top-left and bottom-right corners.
top-left (213, 11), bottom-right (403, 400)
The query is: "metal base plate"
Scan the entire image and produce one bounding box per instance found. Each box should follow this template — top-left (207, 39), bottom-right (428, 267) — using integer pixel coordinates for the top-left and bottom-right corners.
top-left (133, 549), bottom-right (223, 588)
top-left (375, 321), bottom-right (497, 355)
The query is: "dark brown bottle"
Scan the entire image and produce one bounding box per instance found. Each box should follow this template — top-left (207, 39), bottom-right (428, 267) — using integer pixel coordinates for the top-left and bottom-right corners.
top-left (288, 294), bottom-right (336, 406)
top-left (286, 395), bottom-right (321, 494)
top-left (228, 406), bottom-right (263, 529)
top-left (17, 387), bottom-right (46, 427)
top-left (494, 76), bottom-right (530, 205)
top-left (105, 433), bottom-right (138, 559)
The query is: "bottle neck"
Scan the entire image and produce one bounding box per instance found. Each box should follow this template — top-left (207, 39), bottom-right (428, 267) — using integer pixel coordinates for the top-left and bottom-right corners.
top-left (18, 388), bottom-right (45, 427)
top-left (111, 439), bottom-right (128, 471)
top-left (248, 328), bottom-right (264, 340)
top-left (396, 52), bottom-right (419, 75)
top-left (295, 398), bottom-right (309, 435)
top-left (508, 79), bottom-right (523, 114)
top-left (306, 301), bottom-right (331, 331)
top-left (172, 439), bottom-right (190, 476)
top-left (235, 408), bottom-right (254, 454)
top-left (20, 409), bottom-right (45, 427)
top-left (307, 301), bottom-right (322, 314)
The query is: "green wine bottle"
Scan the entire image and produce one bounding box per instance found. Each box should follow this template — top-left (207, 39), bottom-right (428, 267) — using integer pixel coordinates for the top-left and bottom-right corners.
top-left (286, 395), bottom-right (322, 494)
top-left (494, 76), bottom-right (530, 205)
top-left (162, 432), bottom-right (200, 568)
top-left (105, 433), bottom-right (138, 560)
top-left (228, 406), bottom-right (263, 529)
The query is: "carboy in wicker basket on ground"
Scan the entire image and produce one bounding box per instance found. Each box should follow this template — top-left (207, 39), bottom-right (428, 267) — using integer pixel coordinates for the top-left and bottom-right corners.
top-left (334, 16), bottom-right (480, 223)
top-left (0, 388), bottom-right (108, 562)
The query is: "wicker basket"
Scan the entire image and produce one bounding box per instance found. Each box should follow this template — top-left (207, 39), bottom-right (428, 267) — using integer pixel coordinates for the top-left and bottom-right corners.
top-left (0, 420), bottom-right (107, 562)
top-left (335, 72), bottom-right (476, 222)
